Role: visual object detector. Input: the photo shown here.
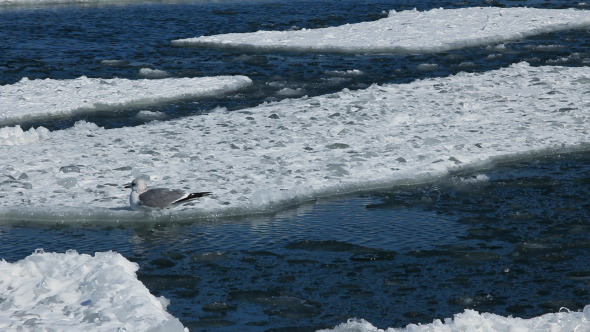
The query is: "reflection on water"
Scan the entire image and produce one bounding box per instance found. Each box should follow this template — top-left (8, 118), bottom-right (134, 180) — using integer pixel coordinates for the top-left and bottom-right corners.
top-left (1, 152), bottom-right (590, 330)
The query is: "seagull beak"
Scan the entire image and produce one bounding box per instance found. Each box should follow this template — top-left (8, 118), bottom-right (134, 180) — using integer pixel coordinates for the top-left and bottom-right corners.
top-left (124, 184), bottom-right (131, 189)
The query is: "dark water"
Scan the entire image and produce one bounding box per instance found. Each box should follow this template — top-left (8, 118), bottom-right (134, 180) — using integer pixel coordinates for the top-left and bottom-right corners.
top-left (1, 0), bottom-right (590, 330)
top-left (2, 152), bottom-right (590, 330)
top-left (1, 0), bottom-right (589, 130)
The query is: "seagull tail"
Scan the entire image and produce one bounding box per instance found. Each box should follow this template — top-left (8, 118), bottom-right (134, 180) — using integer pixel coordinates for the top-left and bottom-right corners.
top-left (174, 192), bottom-right (212, 204)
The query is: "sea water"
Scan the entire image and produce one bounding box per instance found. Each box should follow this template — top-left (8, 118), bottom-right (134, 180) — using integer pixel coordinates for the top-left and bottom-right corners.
top-left (2, 153), bottom-right (590, 330)
top-left (1, 0), bottom-right (590, 330)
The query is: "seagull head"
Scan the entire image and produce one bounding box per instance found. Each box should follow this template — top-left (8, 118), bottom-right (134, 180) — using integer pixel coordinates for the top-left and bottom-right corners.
top-left (125, 178), bottom-right (148, 194)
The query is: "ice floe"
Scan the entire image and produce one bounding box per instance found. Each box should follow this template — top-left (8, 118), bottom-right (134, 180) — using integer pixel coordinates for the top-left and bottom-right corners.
top-left (139, 68), bottom-right (171, 79)
top-left (0, 75), bottom-right (252, 127)
top-left (173, 7), bottom-right (590, 54)
top-left (319, 307), bottom-right (590, 331)
top-left (0, 62), bottom-right (589, 221)
top-left (0, 249), bottom-right (186, 332)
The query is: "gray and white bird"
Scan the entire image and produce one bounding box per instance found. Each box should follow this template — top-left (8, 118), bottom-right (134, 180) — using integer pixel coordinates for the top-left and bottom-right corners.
top-left (125, 178), bottom-right (211, 210)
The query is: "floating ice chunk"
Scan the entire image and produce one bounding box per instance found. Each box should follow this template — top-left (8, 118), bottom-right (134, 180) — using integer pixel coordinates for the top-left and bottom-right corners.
top-left (100, 59), bottom-right (129, 67)
top-left (276, 87), bottom-right (307, 97)
top-left (326, 69), bottom-right (365, 76)
top-left (319, 306), bottom-right (590, 331)
top-left (136, 110), bottom-right (167, 120)
top-left (546, 52), bottom-right (590, 64)
top-left (0, 125), bottom-right (50, 146)
top-left (139, 68), bottom-right (170, 79)
top-left (416, 63), bottom-right (439, 71)
top-left (525, 44), bottom-right (565, 51)
top-left (0, 250), bottom-right (186, 331)
top-left (456, 61), bottom-right (476, 69)
top-left (323, 76), bottom-right (352, 84)
top-left (173, 7), bottom-right (590, 54)
top-left (0, 62), bottom-right (590, 222)
top-left (0, 75), bottom-right (252, 126)
top-left (451, 174), bottom-right (489, 186)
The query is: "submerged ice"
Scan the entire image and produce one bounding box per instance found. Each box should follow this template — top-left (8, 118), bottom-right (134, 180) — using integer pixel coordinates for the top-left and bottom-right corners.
top-left (0, 250), bottom-right (186, 332)
top-left (173, 7), bottom-right (590, 54)
top-left (0, 62), bottom-right (589, 221)
top-left (0, 75), bottom-right (252, 127)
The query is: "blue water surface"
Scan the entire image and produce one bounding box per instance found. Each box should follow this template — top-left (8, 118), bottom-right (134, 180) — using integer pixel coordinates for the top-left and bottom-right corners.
top-left (1, 0), bottom-right (589, 129)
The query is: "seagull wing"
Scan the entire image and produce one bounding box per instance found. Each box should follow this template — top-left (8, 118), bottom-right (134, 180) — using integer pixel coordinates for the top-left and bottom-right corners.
top-left (138, 188), bottom-right (187, 208)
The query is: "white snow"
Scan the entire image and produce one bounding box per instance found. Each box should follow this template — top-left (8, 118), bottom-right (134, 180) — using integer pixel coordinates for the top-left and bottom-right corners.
top-left (172, 7), bottom-right (590, 54)
top-left (0, 125), bottom-right (50, 145)
top-left (319, 307), bottom-right (590, 332)
top-left (0, 249), bottom-right (187, 332)
top-left (0, 75), bottom-right (252, 127)
top-left (0, 62), bottom-right (589, 222)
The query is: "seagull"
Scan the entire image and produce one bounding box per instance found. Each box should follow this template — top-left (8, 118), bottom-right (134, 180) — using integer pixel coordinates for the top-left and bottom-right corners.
top-left (125, 178), bottom-right (211, 210)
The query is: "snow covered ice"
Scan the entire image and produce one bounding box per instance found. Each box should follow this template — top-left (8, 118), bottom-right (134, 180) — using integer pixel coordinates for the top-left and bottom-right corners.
top-left (0, 249), bottom-right (187, 332)
top-left (173, 7), bottom-right (590, 54)
top-left (0, 125), bottom-right (50, 146)
top-left (0, 62), bottom-right (589, 222)
top-left (320, 307), bottom-right (590, 332)
top-left (0, 75), bottom-right (252, 127)
top-left (2, 2), bottom-right (590, 331)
